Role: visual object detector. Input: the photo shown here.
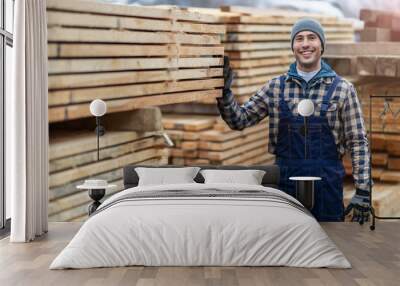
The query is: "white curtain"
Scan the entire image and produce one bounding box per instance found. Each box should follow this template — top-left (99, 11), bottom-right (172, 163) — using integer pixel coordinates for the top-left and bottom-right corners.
top-left (7, 0), bottom-right (49, 242)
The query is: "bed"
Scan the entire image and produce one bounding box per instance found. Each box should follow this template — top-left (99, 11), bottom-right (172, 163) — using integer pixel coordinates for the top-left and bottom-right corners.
top-left (50, 165), bottom-right (351, 269)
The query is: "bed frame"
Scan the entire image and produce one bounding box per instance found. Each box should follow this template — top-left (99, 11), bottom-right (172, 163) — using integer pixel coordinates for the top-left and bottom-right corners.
top-left (123, 165), bottom-right (280, 189)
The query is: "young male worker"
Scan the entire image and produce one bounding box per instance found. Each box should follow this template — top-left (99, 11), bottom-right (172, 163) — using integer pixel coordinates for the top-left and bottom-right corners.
top-left (217, 18), bottom-right (371, 223)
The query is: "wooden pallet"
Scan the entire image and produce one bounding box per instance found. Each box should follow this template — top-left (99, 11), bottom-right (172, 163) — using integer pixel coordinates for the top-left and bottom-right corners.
top-left (47, 0), bottom-right (225, 123)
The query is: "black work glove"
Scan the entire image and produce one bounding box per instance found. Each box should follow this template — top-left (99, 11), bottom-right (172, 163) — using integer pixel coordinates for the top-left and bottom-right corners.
top-left (223, 55), bottom-right (234, 92)
top-left (344, 188), bottom-right (371, 225)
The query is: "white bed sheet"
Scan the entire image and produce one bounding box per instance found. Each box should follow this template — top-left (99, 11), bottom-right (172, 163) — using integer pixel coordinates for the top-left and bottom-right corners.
top-left (50, 183), bottom-right (351, 269)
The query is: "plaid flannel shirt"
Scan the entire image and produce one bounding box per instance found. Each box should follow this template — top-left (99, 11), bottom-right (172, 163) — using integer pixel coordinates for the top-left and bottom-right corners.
top-left (217, 60), bottom-right (371, 192)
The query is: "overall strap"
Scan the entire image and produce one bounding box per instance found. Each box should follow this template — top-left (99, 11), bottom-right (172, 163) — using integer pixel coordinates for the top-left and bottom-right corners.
top-left (320, 76), bottom-right (341, 117)
top-left (278, 75), bottom-right (291, 114)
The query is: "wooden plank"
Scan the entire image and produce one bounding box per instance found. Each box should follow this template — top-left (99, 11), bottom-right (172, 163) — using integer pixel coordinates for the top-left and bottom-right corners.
top-left (372, 152), bottom-right (388, 166)
top-left (380, 170), bottom-right (400, 182)
top-left (225, 24), bottom-right (352, 34)
top-left (388, 157), bottom-right (400, 170)
top-left (230, 56), bottom-right (292, 69)
top-left (226, 49), bottom-right (293, 60)
top-left (50, 130), bottom-right (158, 160)
top-left (48, 68), bottom-right (222, 90)
top-left (226, 24), bottom-right (291, 33)
top-left (48, 43), bottom-right (224, 58)
top-left (235, 65), bottom-right (288, 77)
top-left (199, 131), bottom-right (267, 151)
top-left (219, 146), bottom-right (269, 165)
top-left (170, 148), bottom-right (198, 158)
top-left (48, 57), bottom-right (223, 74)
top-left (199, 138), bottom-right (268, 160)
top-left (162, 115), bottom-right (216, 131)
top-left (47, 0), bottom-right (219, 23)
top-left (371, 133), bottom-right (387, 151)
top-left (221, 5), bottom-right (353, 26)
top-left (47, 11), bottom-right (225, 34)
top-left (224, 42), bottom-right (290, 51)
top-left (224, 32), bottom-right (353, 42)
top-left (165, 130), bottom-right (200, 141)
top-left (387, 135), bottom-right (400, 155)
top-left (49, 78), bottom-right (223, 106)
top-left (231, 84), bottom-right (266, 96)
top-left (360, 27), bottom-right (391, 42)
top-left (181, 141), bottom-right (199, 151)
top-left (325, 42), bottom-right (400, 56)
top-left (49, 89), bottom-right (222, 122)
top-left (233, 74), bottom-right (275, 87)
top-left (50, 148), bottom-right (165, 188)
top-left (161, 102), bottom-right (219, 115)
top-left (200, 123), bottom-right (267, 142)
top-left (50, 137), bottom-right (163, 173)
top-left (47, 27), bottom-right (221, 45)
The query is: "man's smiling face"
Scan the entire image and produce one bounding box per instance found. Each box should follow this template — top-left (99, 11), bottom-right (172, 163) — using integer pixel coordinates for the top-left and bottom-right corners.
top-left (292, 31), bottom-right (322, 70)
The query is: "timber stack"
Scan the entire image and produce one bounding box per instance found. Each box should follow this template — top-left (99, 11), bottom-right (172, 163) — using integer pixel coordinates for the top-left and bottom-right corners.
top-left (47, 0), bottom-right (225, 123)
top-left (323, 8), bottom-right (400, 217)
top-left (46, 0), bottom-right (227, 221)
top-left (360, 9), bottom-right (400, 42)
top-left (190, 6), bottom-right (355, 105)
top-left (162, 7), bottom-right (355, 168)
top-left (48, 109), bottom-right (170, 222)
top-left (162, 114), bottom-right (274, 166)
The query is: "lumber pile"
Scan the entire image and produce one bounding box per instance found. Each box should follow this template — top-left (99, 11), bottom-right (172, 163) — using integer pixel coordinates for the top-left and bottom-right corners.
top-left (46, 0), bottom-right (225, 123)
top-left (343, 96), bottom-right (400, 184)
top-left (189, 6), bottom-right (355, 104)
top-left (49, 129), bottom-right (169, 222)
top-left (162, 114), bottom-right (275, 166)
top-left (360, 9), bottom-right (400, 42)
top-left (324, 43), bottom-right (400, 184)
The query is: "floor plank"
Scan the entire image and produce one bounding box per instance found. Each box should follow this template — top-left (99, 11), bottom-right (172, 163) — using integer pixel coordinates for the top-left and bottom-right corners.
top-left (0, 222), bottom-right (399, 286)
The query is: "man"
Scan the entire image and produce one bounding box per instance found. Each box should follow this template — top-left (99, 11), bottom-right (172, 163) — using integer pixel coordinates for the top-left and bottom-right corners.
top-left (217, 18), bottom-right (371, 222)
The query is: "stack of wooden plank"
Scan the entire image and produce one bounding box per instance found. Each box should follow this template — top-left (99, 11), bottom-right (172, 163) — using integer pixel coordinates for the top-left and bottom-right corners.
top-left (162, 114), bottom-right (274, 166)
top-left (189, 6), bottom-right (355, 104)
top-left (360, 9), bottom-right (400, 42)
top-left (324, 42), bottom-right (400, 184)
top-left (342, 96), bottom-right (400, 184)
top-left (46, 0), bottom-right (225, 123)
top-left (324, 42), bottom-right (400, 78)
top-left (49, 130), bottom-right (169, 222)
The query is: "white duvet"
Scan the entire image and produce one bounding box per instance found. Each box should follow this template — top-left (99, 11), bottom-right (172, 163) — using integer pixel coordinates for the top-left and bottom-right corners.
top-left (50, 183), bottom-right (351, 269)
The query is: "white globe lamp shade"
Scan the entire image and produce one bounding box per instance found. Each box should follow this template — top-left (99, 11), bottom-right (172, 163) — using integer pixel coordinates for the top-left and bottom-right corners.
top-left (90, 99), bottom-right (107, 117)
top-left (297, 99), bottom-right (314, 117)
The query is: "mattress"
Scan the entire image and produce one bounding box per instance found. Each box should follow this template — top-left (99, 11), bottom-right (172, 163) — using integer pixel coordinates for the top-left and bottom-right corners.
top-left (50, 183), bottom-right (351, 269)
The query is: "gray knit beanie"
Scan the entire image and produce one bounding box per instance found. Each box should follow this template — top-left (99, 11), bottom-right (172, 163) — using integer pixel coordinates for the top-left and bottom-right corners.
top-left (290, 18), bottom-right (325, 53)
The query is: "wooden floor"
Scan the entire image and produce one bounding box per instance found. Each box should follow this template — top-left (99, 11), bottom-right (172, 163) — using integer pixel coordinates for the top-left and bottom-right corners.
top-left (0, 222), bottom-right (399, 286)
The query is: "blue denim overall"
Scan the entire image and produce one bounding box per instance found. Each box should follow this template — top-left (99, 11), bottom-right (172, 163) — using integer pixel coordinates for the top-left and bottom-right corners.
top-left (275, 75), bottom-right (345, 221)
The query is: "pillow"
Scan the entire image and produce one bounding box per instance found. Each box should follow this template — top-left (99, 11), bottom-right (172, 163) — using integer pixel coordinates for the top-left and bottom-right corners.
top-left (200, 169), bottom-right (266, 185)
top-left (135, 167), bottom-right (201, 186)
